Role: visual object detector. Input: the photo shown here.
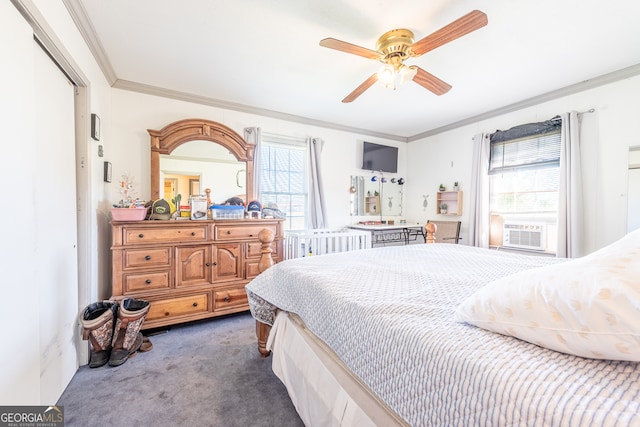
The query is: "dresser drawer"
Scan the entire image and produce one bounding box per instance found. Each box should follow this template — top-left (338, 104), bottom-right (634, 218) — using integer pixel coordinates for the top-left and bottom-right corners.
top-left (123, 248), bottom-right (171, 269)
top-left (214, 224), bottom-right (277, 241)
top-left (213, 288), bottom-right (248, 311)
top-left (246, 241), bottom-right (262, 258)
top-left (123, 226), bottom-right (207, 245)
top-left (124, 271), bottom-right (171, 293)
top-left (247, 240), bottom-right (281, 258)
top-left (146, 293), bottom-right (209, 322)
top-left (244, 260), bottom-right (261, 280)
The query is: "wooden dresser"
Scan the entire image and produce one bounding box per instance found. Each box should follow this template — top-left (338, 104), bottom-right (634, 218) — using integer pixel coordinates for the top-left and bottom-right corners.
top-left (110, 219), bottom-right (284, 330)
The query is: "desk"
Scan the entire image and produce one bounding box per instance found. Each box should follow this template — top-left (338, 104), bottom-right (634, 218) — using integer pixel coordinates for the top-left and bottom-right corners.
top-left (347, 224), bottom-right (425, 246)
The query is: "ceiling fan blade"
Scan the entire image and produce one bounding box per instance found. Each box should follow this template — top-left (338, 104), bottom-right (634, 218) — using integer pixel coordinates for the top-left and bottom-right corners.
top-left (342, 74), bottom-right (378, 103)
top-left (320, 38), bottom-right (381, 60)
top-left (411, 10), bottom-right (487, 56)
top-left (412, 67), bottom-right (452, 96)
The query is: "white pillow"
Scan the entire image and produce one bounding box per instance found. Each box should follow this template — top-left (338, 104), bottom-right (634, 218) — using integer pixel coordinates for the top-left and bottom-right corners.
top-left (455, 229), bottom-right (640, 361)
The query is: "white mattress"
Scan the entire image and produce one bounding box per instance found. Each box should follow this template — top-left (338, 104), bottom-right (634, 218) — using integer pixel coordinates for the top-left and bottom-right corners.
top-left (247, 244), bottom-right (640, 426)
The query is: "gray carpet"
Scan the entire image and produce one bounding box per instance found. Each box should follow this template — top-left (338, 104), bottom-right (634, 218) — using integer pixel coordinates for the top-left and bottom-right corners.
top-left (58, 312), bottom-right (304, 427)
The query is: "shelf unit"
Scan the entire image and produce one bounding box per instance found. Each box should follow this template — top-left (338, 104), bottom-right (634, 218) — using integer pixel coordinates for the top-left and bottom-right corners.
top-left (436, 191), bottom-right (462, 216)
top-left (365, 195), bottom-right (380, 214)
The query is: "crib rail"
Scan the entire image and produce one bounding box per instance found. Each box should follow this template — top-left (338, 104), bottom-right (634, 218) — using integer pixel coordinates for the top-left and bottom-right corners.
top-left (284, 228), bottom-right (372, 259)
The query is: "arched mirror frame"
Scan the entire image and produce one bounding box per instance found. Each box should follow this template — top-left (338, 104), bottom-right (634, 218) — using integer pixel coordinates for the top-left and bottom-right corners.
top-left (148, 118), bottom-right (254, 201)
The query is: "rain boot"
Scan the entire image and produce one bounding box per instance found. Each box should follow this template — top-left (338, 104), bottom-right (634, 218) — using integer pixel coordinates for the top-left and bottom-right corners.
top-left (108, 298), bottom-right (150, 367)
top-left (81, 301), bottom-right (118, 368)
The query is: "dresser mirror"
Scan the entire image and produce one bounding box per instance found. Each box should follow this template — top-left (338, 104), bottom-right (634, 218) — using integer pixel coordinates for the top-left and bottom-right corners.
top-left (351, 175), bottom-right (404, 216)
top-left (160, 140), bottom-right (246, 204)
top-left (149, 119), bottom-right (255, 204)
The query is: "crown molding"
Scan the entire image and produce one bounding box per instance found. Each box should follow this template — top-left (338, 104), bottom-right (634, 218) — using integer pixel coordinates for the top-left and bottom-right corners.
top-left (63, 0), bottom-right (117, 85)
top-left (113, 79), bottom-right (408, 142)
top-left (408, 62), bottom-right (640, 141)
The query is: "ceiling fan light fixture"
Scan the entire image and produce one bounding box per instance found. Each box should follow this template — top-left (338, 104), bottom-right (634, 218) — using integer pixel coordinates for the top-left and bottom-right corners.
top-left (377, 64), bottom-right (396, 89)
top-left (377, 63), bottom-right (416, 90)
top-left (399, 65), bottom-right (418, 84)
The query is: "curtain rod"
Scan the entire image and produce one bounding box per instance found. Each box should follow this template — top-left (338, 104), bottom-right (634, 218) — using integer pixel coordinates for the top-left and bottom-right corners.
top-left (551, 109), bottom-right (594, 122)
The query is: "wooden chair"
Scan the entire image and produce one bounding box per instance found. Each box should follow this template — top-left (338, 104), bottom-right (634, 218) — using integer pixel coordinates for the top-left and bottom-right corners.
top-left (425, 220), bottom-right (462, 244)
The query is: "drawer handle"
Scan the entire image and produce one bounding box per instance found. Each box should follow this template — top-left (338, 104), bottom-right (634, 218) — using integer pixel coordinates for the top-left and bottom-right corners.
top-left (191, 232), bottom-right (196, 236)
top-left (226, 230), bottom-right (231, 235)
top-left (192, 302), bottom-right (198, 307)
top-left (145, 255), bottom-right (151, 260)
top-left (145, 279), bottom-right (151, 284)
top-left (205, 262), bottom-right (211, 267)
top-left (164, 312), bottom-right (170, 317)
top-left (138, 233), bottom-right (144, 238)
top-left (224, 296), bottom-right (230, 303)
top-left (249, 234), bottom-right (254, 237)
top-left (212, 262), bottom-right (217, 266)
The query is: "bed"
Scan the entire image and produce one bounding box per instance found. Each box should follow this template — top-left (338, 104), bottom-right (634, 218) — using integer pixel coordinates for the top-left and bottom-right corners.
top-left (246, 228), bottom-right (640, 426)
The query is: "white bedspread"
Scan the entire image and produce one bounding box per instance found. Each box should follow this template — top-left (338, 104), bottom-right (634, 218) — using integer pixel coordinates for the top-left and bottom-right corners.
top-left (246, 244), bottom-right (640, 426)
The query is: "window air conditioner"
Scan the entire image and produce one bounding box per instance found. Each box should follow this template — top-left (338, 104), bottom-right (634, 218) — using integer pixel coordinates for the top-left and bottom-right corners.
top-left (502, 223), bottom-right (545, 250)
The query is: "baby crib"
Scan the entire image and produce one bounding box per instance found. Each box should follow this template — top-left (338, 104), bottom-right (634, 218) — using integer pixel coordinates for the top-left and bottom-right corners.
top-left (284, 228), bottom-right (372, 259)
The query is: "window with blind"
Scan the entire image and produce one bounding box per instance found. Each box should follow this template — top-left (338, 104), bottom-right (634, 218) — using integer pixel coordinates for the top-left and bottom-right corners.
top-left (488, 118), bottom-right (561, 251)
top-left (258, 135), bottom-right (307, 231)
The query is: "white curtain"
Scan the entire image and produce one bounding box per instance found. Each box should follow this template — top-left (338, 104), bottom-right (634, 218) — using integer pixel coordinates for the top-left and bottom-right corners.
top-left (243, 127), bottom-right (261, 201)
top-left (469, 133), bottom-right (491, 248)
top-left (557, 111), bottom-right (583, 258)
top-left (308, 137), bottom-right (327, 228)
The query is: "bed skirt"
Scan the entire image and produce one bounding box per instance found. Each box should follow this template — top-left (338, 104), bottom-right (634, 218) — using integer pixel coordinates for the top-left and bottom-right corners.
top-left (267, 311), bottom-right (409, 427)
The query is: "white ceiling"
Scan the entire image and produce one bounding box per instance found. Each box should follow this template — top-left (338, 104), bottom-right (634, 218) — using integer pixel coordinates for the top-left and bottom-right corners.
top-left (68, 0), bottom-right (640, 141)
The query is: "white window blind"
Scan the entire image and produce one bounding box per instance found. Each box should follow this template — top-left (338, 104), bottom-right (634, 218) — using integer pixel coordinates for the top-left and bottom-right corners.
top-left (489, 131), bottom-right (561, 175)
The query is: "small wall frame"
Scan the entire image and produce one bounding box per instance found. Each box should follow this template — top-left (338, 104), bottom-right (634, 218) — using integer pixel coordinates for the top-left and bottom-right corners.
top-left (91, 113), bottom-right (100, 141)
top-left (103, 161), bottom-right (112, 183)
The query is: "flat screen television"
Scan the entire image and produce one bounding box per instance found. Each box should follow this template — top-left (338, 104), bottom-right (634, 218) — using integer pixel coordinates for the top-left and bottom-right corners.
top-left (362, 141), bottom-right (398, 173)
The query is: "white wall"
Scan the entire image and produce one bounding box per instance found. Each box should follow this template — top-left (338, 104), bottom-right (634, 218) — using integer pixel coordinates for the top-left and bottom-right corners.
top-left (1, 0), bottom-right (113, 404)
top-left (406, 75), bottom-right (640, 255)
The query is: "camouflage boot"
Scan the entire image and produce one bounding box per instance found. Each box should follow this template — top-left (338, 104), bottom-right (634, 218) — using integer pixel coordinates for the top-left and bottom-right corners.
top-left (108, 298), bottom-right (150, 367)
top-left (81, 301), bottom-right (118, 368)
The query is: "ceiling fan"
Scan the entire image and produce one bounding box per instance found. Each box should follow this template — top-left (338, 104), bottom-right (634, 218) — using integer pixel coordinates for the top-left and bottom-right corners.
top-left (319, 10), bottom-right (488, 103)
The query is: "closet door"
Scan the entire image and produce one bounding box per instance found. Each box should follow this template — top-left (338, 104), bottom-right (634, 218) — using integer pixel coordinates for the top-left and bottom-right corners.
top-left (34, 40), bottom-right (79, 404)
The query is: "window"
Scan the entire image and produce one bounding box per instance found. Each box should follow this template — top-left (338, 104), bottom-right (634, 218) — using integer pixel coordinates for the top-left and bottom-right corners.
top-left (258, 135), bottom-right (307, 231)
top-left (488, 120), bottom-right (561, 251)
